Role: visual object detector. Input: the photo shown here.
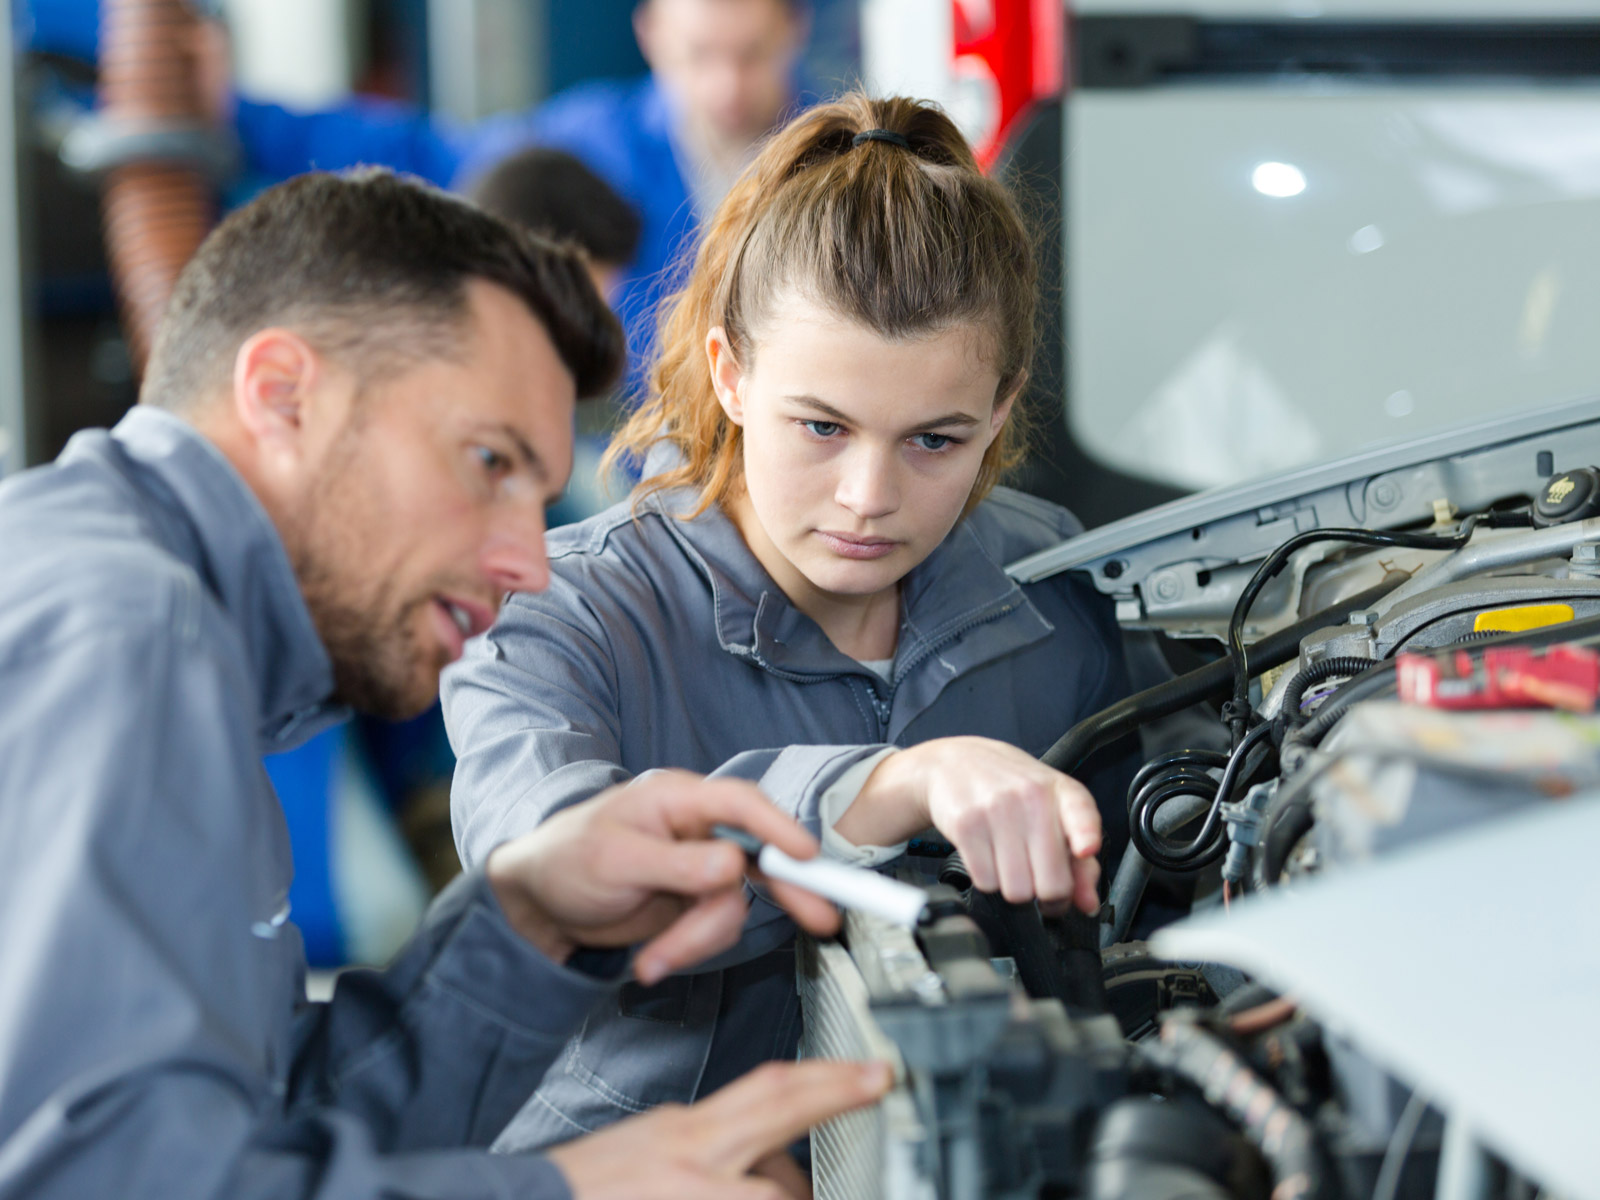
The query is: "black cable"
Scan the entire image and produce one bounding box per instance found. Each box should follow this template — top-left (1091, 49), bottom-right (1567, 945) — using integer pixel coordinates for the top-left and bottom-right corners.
top-left (1042, 581), bottom-right (1401, 775)
top-left (1274, 655), bottom-right (1379, 729)
top-left (1287, 660), bottom-right (1401, 748)
top-left (1290, 610), bottom-right (1600, 749)
top-left (1138, 1016), bottom-right (1328, 1200)
top-left (1226, 524), bottom-right (1483, 745)
top-left (1129, 722), bottom-right (1276, 873)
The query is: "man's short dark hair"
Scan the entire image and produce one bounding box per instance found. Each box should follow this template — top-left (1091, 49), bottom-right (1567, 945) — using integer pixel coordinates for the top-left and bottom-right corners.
top-left (465, 148), bottom-right (642, 269)
top-left (143, 168), bottom-right (625, 409)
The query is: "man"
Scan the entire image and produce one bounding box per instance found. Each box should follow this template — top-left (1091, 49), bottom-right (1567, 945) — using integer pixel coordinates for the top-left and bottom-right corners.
top-left (0, 168), bottom-right (887, 1199)
top-left (465, 147), bottom-right (643, 303)
top-left (230, 0), bottom-right (811, 391)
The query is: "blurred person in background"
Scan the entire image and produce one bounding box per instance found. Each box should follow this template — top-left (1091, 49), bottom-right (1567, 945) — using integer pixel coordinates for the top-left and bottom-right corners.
top-left (19, 0), bottom-right (814, 388)
top-left (466, 147), bottom-right (643, 303)
top-left (466, 147), bottom-right (642, 527)
top-left (229, 0), bottom-right (813, 396)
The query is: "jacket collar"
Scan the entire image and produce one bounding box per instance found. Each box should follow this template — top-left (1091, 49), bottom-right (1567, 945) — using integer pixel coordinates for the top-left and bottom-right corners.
top-left (645, 487), bottom-right (1053, 685)
top-left (101, 407), bottom-right (346, 751)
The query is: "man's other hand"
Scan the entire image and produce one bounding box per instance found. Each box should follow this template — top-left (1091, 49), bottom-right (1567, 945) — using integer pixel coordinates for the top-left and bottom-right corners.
top-left (486, 771), bottom-right (840, 982)
top-left (548, 1059), bottom-right (893, 1200)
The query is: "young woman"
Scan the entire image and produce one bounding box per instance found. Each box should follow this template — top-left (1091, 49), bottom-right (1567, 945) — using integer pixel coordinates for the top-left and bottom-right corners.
top-left (442, 93), bottom-right (1132, 1152)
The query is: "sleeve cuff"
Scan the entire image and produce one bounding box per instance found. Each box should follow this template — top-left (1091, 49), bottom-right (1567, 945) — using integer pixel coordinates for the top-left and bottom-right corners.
top-left (818, 748), bottom-right (907, 868)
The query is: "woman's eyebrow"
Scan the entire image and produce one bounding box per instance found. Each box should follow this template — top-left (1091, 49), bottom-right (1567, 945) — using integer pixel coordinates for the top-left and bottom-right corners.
top-left (906, 412), bottom-right (981, 433)
top-left (785, 395), bottom-right (854, 422)
top-left (785, 394), bottom-right (982, 432)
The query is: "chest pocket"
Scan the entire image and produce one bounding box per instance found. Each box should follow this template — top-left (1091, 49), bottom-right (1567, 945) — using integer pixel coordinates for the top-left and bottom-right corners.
top-left (542, 968), bottom-right (725, 1121)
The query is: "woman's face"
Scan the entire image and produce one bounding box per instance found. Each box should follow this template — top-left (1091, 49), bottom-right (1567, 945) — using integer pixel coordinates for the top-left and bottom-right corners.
top-left (707, 291), bottom-right (1013, 608)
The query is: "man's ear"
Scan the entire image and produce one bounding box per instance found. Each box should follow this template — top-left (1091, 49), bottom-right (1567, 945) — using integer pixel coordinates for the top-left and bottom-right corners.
top-left (705, 326), bottom-right (747, 425)
top-left (231, 327), bottom-right (321, 470)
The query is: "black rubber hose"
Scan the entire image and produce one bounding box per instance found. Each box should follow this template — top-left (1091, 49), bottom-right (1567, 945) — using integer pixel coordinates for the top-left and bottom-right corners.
top-left (1275, 655), bottom-right (1380, 725)
top-left (1042, 581), bottom-right (1401, 775)
top-left (1289, 662), bottom-right (1400, 747)
top-left (1223, 511), bottom-right (1534, 743)
top-left (1225, 526), bottom-right (1479, 742)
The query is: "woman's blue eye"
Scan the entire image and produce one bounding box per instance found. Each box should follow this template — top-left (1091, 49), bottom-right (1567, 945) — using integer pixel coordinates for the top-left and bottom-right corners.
top-left (913, 432), bottom-right (954, 452)
top-left (802, 420), bottom-right (843, 438)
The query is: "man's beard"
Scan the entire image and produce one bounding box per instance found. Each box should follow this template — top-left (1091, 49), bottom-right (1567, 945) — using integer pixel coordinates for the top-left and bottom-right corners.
top-left (285, 436), bottom-right (444, 720)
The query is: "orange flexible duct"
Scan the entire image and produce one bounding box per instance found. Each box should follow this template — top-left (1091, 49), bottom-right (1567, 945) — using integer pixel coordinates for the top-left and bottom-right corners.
top-left (98, 0), bottom-right (214, 375)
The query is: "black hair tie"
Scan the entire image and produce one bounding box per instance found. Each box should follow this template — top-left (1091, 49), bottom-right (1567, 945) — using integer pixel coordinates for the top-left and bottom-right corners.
top-left (852, 129), bottom-right (911, 150)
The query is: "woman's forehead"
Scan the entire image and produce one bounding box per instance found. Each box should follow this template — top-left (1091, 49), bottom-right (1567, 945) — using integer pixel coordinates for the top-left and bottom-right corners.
top-left (744, 302), bottom-right (1002, 424)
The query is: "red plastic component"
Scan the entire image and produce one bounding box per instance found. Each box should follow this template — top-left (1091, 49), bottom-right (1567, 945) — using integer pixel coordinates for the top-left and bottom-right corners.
top-left (953, 0), bottom-right (1066, 170)
top-left (1396, 645), bottom-right (1600, 713)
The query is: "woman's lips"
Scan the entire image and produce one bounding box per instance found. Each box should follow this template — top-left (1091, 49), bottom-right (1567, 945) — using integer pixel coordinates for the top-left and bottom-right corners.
top-left (816, 531), bottom-right (900, 560)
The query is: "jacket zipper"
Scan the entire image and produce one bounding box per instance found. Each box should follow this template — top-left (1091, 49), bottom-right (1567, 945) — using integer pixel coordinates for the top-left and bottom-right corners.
top-left (749, 597), bottom-right (1024, 740)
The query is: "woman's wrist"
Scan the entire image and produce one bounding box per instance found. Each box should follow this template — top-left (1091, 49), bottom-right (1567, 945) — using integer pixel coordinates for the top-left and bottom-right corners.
top-left (831, 746), bottom-right (930, 848)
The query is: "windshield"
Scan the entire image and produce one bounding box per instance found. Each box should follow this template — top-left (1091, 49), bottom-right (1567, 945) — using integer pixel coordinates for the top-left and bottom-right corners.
top-left (1067, 84), bottom-right (1600, 493)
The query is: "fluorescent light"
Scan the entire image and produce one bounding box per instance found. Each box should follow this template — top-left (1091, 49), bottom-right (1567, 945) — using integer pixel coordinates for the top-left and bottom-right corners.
top-left (1252, 161), bottom-right (1307, 198)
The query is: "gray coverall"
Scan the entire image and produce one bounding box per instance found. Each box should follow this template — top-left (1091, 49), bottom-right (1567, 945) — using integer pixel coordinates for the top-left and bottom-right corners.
top-left (0, 407), bottom-right (615, 1200)
top-left (443, 480), bottom-right (1132, 1152)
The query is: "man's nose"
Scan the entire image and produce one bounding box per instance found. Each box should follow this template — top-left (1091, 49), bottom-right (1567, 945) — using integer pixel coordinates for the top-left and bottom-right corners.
top-left (481, 503), bottom-right (550, 597)
top-left (835, 446), bottom-right (901, 519)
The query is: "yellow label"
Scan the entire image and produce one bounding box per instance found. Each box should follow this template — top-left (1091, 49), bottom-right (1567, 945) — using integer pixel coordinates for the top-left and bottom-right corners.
top-left (1473, 604), bottom-right (1575, 634)
top-left (1547, 477), bottom-right (1578, 505)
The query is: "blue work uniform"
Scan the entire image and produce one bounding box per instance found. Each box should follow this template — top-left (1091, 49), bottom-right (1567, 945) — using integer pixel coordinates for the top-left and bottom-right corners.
top-left (442, 479), bottom-right (1134, 1151)
top-left (0, 406), bottom-right (622, 1199)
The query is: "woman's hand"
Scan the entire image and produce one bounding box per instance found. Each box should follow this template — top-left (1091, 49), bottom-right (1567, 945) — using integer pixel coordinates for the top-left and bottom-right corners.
top-left (833, 737), bottom-right (1102, 914)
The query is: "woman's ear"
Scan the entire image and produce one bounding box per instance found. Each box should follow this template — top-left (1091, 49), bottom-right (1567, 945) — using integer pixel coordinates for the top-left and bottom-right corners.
top-left (706, 326), bottom-right (748, 425)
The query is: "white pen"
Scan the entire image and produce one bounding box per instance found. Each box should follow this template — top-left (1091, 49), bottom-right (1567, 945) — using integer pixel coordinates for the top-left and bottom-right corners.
top-left (713, 824), bottom-right (930, 929)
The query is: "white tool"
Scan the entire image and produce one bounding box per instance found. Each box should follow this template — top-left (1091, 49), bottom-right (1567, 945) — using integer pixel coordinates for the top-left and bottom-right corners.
top-left (713, 824), bottom-right (929, 928)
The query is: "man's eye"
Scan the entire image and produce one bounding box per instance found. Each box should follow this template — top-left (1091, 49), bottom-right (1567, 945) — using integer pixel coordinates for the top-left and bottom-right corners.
top-left (801, 420), bottom-right (843, 439)
top-left (913, 432), bottom-right (955, 452)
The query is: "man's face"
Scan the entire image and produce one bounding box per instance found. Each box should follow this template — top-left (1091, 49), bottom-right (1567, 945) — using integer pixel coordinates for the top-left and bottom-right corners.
top-left (287, 281), bottom-right (575, 719)
top-left (637, 0), bottom-right (804, 150)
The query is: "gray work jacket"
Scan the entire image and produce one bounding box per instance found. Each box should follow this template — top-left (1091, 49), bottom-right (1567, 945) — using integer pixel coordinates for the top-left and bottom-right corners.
top-left (0, 407), bottom-right (614, 1200)
top-left (442, 483), bottom-right (1131, 1152)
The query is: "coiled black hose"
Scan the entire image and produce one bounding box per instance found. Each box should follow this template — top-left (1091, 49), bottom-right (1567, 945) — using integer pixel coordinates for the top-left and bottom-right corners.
top-left (1128, 723), bottom-right (1276, 872)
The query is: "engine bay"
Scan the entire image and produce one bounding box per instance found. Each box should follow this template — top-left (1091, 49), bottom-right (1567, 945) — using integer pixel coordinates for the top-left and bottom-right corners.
top-left (800, 395), bottom-right (1600, 1200)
